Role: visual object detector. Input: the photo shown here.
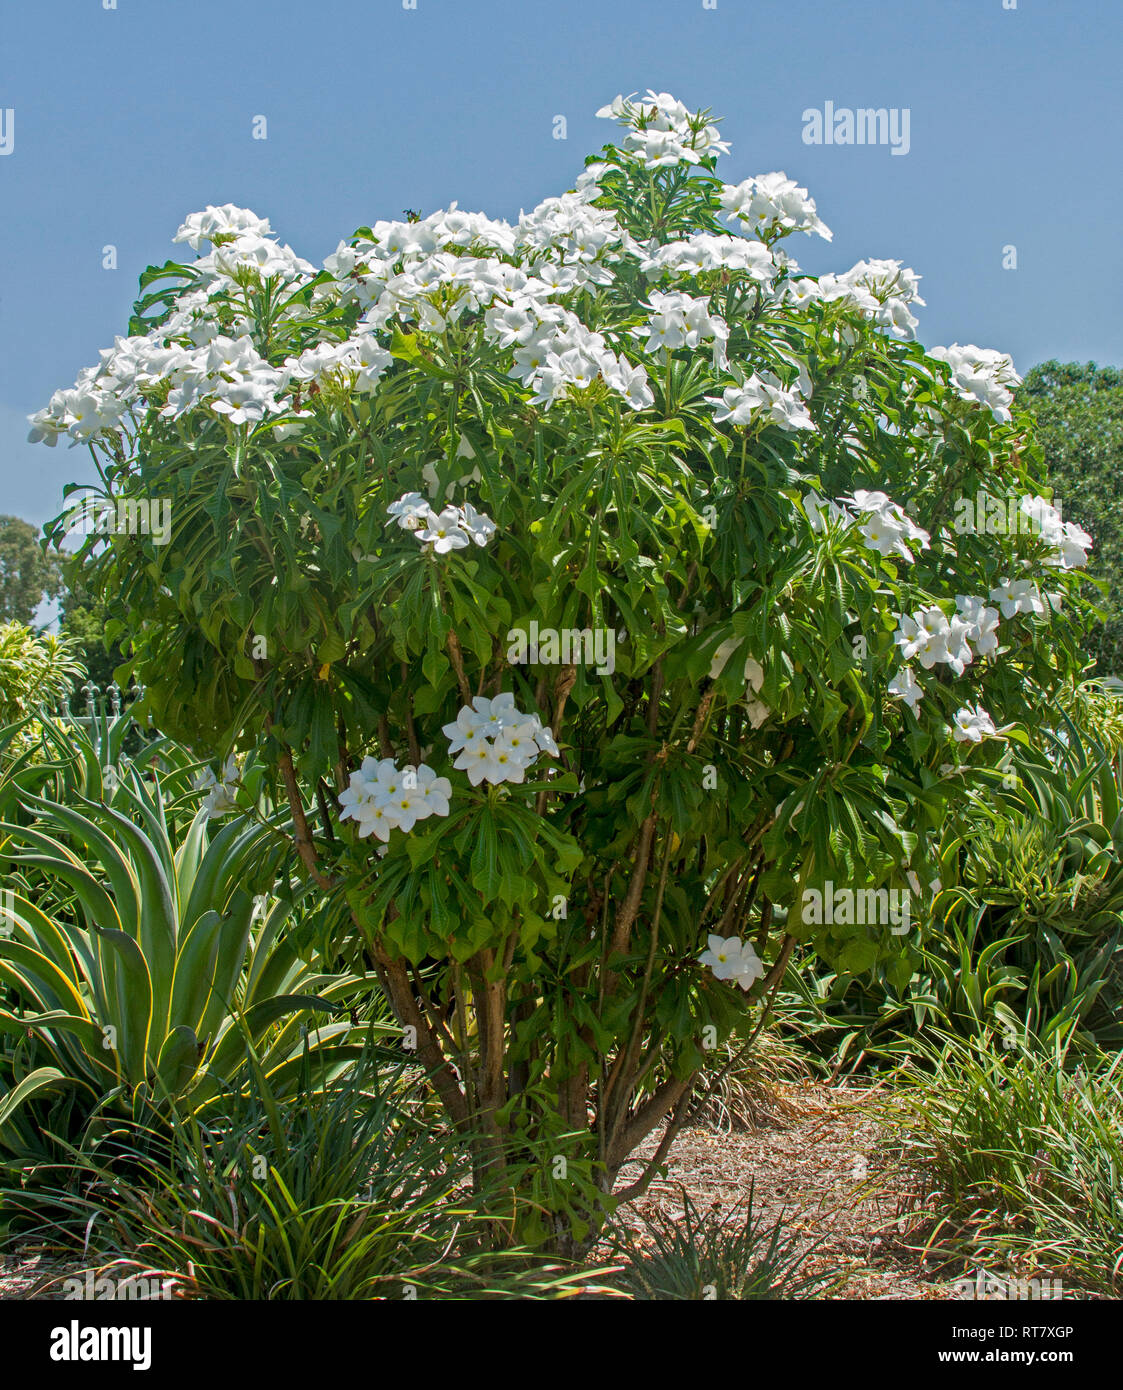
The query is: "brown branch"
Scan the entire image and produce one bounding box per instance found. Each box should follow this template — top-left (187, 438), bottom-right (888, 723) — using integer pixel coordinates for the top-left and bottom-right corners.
top-left (403, 664), bottom-right (421, 767)
top-left (686, 685), bottom-right (715, 754)
top-left (369, 939), bottom-right (469, 1130)
top-left (272, 735), bottom-right (336, 892)
top-left (606, 1073), bottom-right (695, 1171)
top-left (609, 812), bottom-right (657, 960)
top-left (612, 1081), bottom-right (698, 1203)
top-left (446, 627), bottom-right (472, 704)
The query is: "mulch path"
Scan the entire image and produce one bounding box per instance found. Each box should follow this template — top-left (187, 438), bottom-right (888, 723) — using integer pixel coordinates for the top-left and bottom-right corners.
top-left (609, 1079), bottom-right (955, 1299)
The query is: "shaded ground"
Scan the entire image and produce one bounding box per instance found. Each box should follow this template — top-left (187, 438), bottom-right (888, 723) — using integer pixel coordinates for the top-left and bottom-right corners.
top-left (611, 1079), bottom-right (955, 1299)
top-left (0, 1251), bottom-right (72, 1300)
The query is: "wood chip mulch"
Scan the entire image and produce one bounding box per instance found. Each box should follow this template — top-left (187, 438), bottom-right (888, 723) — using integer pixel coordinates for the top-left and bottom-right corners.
top-left (607, 1079), bottom-right (955, 1299)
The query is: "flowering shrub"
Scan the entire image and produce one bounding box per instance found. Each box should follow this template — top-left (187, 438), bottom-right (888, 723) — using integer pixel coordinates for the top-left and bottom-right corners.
top-left (40, 90), bottom-right (1095, 1247)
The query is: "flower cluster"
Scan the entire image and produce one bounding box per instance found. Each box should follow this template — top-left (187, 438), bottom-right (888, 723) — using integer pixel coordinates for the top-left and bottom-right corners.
top-left (888, 593), bottom-right (1002, 719)
top-left (443, 695), bottom-right (559, 786)
top-left (634, 232), bottom-right (778, 284)
top-left (895, 604), bottom-right (982, 676)
top-left (699, 934), bottom-right (766, 990)
top-left (386, 492), bottom-right (496, 553)
top-left (804, 489), bottom-right (930, 564)
top-left (513, 190), bottom-right (624, 287)
top-left (802, 259), bottom-right (925, 339)
top-left (719, 173), bottom-right (832, 242)
top-left (952, 704), bottom-right (999, 744)
top-left (596, 90), bottom-right (731, 169)
top-left (841, 490), bottom-right (930, 561)
top-left (708, 371), bottom-right (814, 432)
top-left (195, 755), bottom-right (239, 818)
top-left (287, 334), bottom-right (392, 395)
top-left (637, 290), bottom-right (728, 362)
top-left (173, 203), bottom-right (274, 251)
top-left (339, 758), bottom-right (452, 842)
top-left (484, 296), bottom-right (653, 409)
top-left (928, 344), bottom-right (1022, 424)
top-left (1018, 495), bottom-right (1093, 570)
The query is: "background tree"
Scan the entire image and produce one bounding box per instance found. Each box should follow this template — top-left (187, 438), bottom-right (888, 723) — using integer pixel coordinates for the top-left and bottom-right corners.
top-left (58, 577), bottom-right (126, 691)
top-left (0, 514), bottom-right (64, 626)
top-left (1017, 362), bottom-right (1123, 676)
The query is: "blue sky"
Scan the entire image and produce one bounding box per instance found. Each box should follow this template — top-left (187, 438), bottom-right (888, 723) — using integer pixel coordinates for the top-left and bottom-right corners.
top-left (2, 0), bottom-right (1121, 527)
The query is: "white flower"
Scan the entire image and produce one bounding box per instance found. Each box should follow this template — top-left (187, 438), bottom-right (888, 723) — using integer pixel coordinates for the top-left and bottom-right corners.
top-left (596, 91), bottom-right (731, 169)
top-left (174, 204), bottom-right (273, 252)
top-left (533, 722), bottom-right (560, 757)
top-left (706, 371), bottom-right (814, 432)
top-left (196, 755), bottom-right (240, 818)
top-left (416, 505), bottom-right (471, 553)
top-left (989, 578), bottom-right (1045, 619)
top-left (635, 233), bottom-right (777, 283)
top-left (699, 934), bottom-right (766, 990)
top-left (442, 706), bottom-right (489, 754)
top-left (887, 667), bottom-right (923, 713)
top-left (339, 756), bottom-right (451, 841)
top-left (445, 696), bottom-right (557, 785)
top-left (494, 718), bottom-right (541, 764)
top-left (387, 492), bottom-right (433, 531)
top-left (893, 607), bottom-right (973, 675)
top-left (413, 765), bottom-right (453, 819)
top-left (638, 291), bottom-right (728, 359)
top-left (455, 740), bottom-right (508, 786)
top-left (952, 704), bottom-right (998, 744)
top-left (803, 490), bottom-right (852, 534)
top-left (719, 173), bottom-right (832, 241)
top-left (461, 502), bottom-right (497, 547)
top-left (955, 595), bottom-right (1001, 656)
top-left (929, 344), bottom-right (1021, 424)
top-left (843, 490), bottom-right (929, 561)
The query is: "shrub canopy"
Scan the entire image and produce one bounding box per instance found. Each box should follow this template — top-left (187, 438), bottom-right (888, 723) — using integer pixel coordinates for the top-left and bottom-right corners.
top-left (36, 90), bottom-right (1098, 1239)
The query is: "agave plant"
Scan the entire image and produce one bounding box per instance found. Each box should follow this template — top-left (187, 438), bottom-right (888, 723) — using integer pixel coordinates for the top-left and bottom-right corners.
top-left (0, 762), bottom-right (380, 1152)
top-left (605, 1185), bottom-right (841, 1300)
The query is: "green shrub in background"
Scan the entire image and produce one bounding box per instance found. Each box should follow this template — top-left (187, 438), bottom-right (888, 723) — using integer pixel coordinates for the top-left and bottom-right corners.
top-left (778, 680), bottom-right (1123, 1066)
top-left (1018, 363), bottom-right (1123, 676)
